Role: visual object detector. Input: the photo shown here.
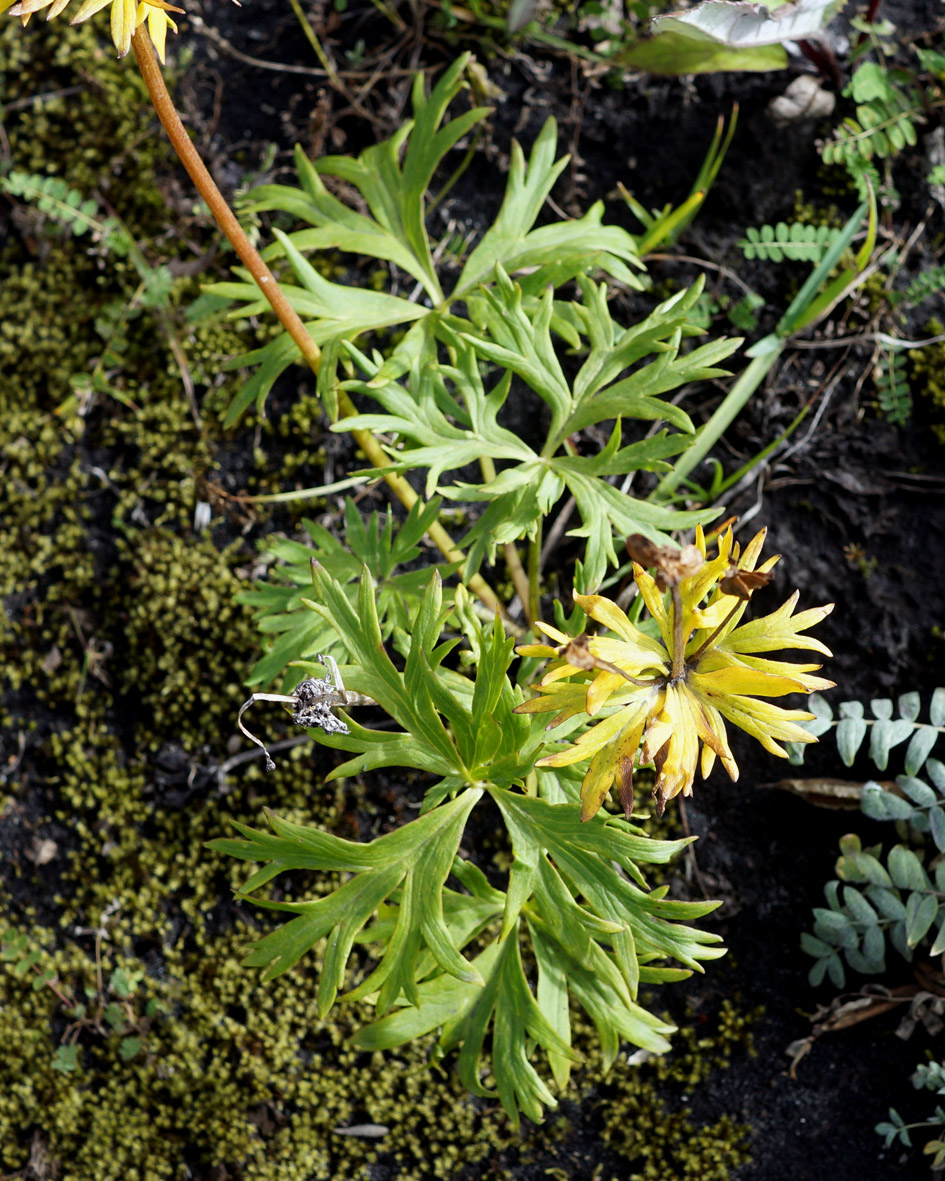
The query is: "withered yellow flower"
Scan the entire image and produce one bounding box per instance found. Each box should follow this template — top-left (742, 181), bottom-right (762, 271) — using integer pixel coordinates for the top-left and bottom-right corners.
top-left (7, 0), bottom-right (182, 63)
top-left (516, 525), bottom-right (834, 821)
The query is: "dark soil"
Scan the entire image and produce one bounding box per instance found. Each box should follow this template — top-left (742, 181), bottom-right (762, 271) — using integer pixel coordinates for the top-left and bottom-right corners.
top-left (3, 0), bottom-right (945, 1177)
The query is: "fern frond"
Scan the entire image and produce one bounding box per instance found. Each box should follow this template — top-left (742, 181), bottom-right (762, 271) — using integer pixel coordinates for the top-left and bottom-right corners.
top-left (896, 264), bottom-right (945, 309)
top-left (875, 350), bottom-right (911, 426)
top-left (1, 170), bottom-right (133, 254)
top-left (3, 170), bottom-right (101, 235)
top-left (820, 96), bottom-right (923, 166)
top-left (738, 221), bottom-right (841, 263)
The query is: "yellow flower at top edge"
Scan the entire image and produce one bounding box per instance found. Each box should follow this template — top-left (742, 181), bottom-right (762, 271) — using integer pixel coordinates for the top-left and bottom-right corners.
top-left (7, 0), bottom-right (183, 63)
top-left (515, 525), bottom-right (835, 822)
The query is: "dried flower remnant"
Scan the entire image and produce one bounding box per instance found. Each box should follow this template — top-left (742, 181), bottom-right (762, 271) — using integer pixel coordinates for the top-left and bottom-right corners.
top-left (6, 0), bottom-right (183, 62)
top-left (516, 526), bottom-right (834, 820)
top-left (237, 654), bottom-right (377, 771)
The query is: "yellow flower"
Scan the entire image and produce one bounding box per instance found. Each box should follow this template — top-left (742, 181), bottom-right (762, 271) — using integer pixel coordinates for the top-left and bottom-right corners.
top-left (516, 525), bottom-right (834, 821)
top-left (7, 0), bottom-right (182, 62)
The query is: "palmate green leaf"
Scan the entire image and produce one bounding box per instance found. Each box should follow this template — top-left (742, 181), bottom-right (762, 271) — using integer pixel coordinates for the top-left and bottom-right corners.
top-left (563, 276), bottom-right (736, 433)
top-left (463, 271), bottom-right (573, 442)
top-left (453, 118), bottom-right (643, 298)
top-left (300, 567), bottom-right (537, 788)
top-left (211, 258), bottom-right (429, 426)
top-left (334, 341), bottom-right (536, 497)
top-left (462, 270), bottom-right (740, 448)
top-left (212, 55), bottom-right (492, 424)
top-left (467, 613), bottom-right (520, 771)
top-left (357, 873), bottom-right (503, 971)
top-left (246, 55), bottom-right (490, 304)
top-left (493, 793), bottom-right (724, 986)
top-left (450, 931), bottom-right (575, 1124)
top-left (551, 424), bottom-right (691, 478)
top-left (352, 932), bottom-right (576, 1127)
top-left (208, 791), bottom-right (482, 1013)
top-left (454, 481), bottom-right (556, 583)
top-left (210, 231), bottom-right (429, 366)
top-left (562, 471), bottom-right (717, 590)
top-left (237, 500), bottom-right (455, 689)
top-left (454, 118), bottom-right (568, 294)
top-left (531, 922), bottom-right (675, 1066)
top-left (220, 331), bottom-right (302, 426)
top-left (304, 567), bottom-right (462, 773)
top-left (318, 56), bottom-right (490, 302)
top-left (246, 145), bottom-right (434, 292)
top-left (352, 798), bottom-right (717, 1125)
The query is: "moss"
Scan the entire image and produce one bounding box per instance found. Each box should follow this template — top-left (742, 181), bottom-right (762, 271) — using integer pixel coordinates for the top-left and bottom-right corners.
top-left (590, 999), bottom-right (756, 1181)
top-left (0, 919), bottom-right (516, 1179)
top-left (0, 20), bottom-right (175, 235)
top-left (791, 191), bottom-right (843, 228)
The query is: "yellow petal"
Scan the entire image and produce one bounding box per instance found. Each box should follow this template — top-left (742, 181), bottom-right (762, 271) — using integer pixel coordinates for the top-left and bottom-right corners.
top-left (586, 670), bottom-right (627, 716)
top-left (148, 0), bottom-right (176, 53)
top-left (712, 694), bottom-right (820, 755)
top-left (69, 0), bottom-right (109, 19)
top-left (513, 689), bottom-right (585, 720)
top-left (540, 662), bottom-right (585, 687)
top-left (579, 744), bottom-right (617, 822)
top-left (639, 698), bottom-right (670, 764)
top-left (574, 592), bottom-right (635, 641)
top-left (701, 744), bottom-right (716, 778)
top-left (535, 621), bottom-right (570, 646)
top-left (684, 689), bottom-right (738, 781)
top-left (591, 634), bottom-right (668, 669)
top-left (738, 528), bottom-right (768, 571)
top-left (632, 565), bottom-right (672, 648)
top-left (9, 0), bottom-right (57, 13)
top-left (652, 686), bottom-right (700, 807)
top-left (691, 663), bottom-right (831, 699)
top-left (109, 0), bottom-right (135, 52)
top-left (575, 702), bottom-right (648, 821)
top-left (725, 594), bottom-right (834, 656)
top-left (538, 704), bottom-right (639, 768)
top-left (515, 642), bottom-right (559, 660)
top-left (733, 652), bottom-right (830, 677)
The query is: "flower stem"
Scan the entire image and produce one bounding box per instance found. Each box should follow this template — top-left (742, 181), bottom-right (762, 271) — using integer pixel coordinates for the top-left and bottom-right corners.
top-left (131, 31), bottom-right (507, 620)
top-left (131, 30), bottom-right (322, 371)
top-left (670, 584), bottom-right (686, 681)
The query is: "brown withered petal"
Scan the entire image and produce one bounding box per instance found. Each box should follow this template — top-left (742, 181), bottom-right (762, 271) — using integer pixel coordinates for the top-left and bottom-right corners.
top-left (651, 741), bottom-right (670, 817)
top-left (617, 759), bottom-right (634, 819)
top-left (557, 633), bottom-right (597, 670)
top-left (625, 534), bottom-right (704, 590)
top-left (625, 533), bottom-right (664, 567)
top-left (719, 566), bottom-right (775, 601)
top-left (661, 544), bottom-right (704, 586)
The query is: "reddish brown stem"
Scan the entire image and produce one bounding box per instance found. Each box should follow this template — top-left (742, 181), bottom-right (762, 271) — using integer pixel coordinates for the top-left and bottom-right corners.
top-left (131, 29), bottom-right (321, 372)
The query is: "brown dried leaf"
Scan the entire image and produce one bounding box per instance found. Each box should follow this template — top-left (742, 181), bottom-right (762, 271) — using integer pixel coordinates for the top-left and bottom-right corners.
top-left (771, 777), bottom-right (897, 809)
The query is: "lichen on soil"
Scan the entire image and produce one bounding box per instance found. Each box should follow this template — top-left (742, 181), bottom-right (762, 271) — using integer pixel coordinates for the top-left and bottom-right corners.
top-left (2, 2), bottom-right (945, 1179)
